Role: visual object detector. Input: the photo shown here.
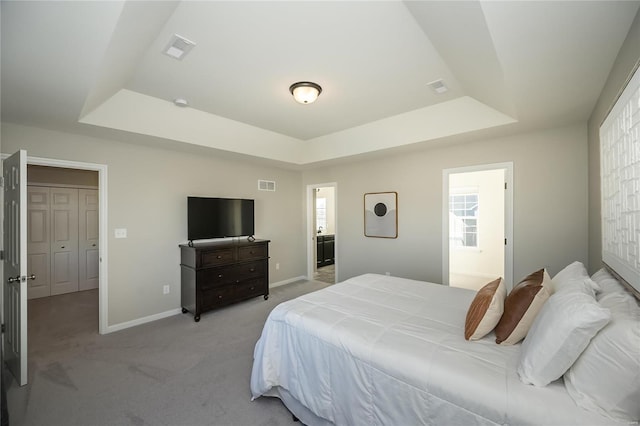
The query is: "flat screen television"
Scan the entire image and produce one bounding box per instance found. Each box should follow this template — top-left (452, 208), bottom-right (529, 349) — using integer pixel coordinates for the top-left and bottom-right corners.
top-left (188, 197), bottom-right (254, 241)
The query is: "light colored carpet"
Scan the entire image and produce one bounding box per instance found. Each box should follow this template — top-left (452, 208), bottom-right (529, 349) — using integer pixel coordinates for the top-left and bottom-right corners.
top-left (313, 264), bottom-right (335, 284)
top-left (5, 279), bottom-right (331, 426)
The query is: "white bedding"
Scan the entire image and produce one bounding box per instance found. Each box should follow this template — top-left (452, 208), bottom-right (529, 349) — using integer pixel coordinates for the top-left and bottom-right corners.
top-left (251, 274), bottom-right (623, 426)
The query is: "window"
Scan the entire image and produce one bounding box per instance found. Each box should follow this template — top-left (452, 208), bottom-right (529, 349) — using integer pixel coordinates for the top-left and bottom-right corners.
top-left (449, 193), bottom-right (478, 248)
top-left (316, 197), bottom-right (327, 232)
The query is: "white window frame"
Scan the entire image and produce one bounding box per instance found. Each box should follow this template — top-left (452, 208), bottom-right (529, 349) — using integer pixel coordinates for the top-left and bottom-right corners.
top-left (449, 191), bottom-right (479, 249)
top-left (316, 197), bottom-right (327, 233)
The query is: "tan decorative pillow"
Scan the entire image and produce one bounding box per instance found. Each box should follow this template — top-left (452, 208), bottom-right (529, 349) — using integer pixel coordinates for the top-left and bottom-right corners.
top-left (495, 269), bottom-right (552, 345)
top-left (465, 278), bottom-right (506, 340)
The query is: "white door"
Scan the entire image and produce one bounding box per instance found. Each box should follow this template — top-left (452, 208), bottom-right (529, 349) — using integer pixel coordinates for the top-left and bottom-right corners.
top-left (78, 189), bottom-right (99, 291)
top-left (50, 188), bottom-right (79, 295)
top-left (2, 149), bottom-right (29, 385)
top-left (27, 186), bottom-right (51, 299)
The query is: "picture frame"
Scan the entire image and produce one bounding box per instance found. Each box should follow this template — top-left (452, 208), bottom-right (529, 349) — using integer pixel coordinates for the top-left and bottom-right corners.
top-left (364, 191), bottom-right (398, 238)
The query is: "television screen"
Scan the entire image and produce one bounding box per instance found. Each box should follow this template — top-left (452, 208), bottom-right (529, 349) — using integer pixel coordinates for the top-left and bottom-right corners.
top-left (188, 197), bottom-right (254, 240)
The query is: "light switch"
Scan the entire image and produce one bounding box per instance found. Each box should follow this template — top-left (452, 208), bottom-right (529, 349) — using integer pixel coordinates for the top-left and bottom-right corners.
top-left (114, 228), bottom-right (127, 239)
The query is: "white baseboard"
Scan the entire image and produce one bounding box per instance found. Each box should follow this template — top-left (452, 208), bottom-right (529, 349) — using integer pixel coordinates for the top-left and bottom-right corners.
top-left (105, 308), bottom-right (182, 334)
top-left (270, 276), bottom-right (307, 288)
top-left (105, 277), bottom-right (309, 333)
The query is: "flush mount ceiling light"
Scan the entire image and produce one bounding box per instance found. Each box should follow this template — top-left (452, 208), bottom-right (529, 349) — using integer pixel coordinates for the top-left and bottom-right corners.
top-left (289, 81), bottom-right (322, 104)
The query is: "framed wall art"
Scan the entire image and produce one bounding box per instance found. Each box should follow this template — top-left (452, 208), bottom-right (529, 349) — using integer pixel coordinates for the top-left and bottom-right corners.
top-left (364, 191), bottom-right (398, 238)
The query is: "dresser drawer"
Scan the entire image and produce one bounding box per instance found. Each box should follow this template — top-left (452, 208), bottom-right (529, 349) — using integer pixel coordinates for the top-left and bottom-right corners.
top-left (236, 260), bottom-right (265, 280)
top-left (198, 265), bottom-right (237, 289)
top-left (200, 286), bottom-right (235, 309)
top-left (238, 244), bottom-right (267, 261)
top-left (235, 280), bottom-right (265, 300)
top-left (200, 248), bottom-right (234, 267)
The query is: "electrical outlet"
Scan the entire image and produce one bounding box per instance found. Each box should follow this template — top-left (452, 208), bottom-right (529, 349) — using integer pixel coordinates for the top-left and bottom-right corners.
top-left (163, 285), bottom-right (170, 295)
top-left (114, 228), bottom-right (127, 238)
top-left (276, 263), bottom-right (280, 270)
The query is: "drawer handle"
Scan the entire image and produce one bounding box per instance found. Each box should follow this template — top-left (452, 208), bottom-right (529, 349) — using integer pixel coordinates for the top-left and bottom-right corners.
top-left (249, 268), bottom-right (256, 272)
top-left (249, 251), bottom-right (254, 254)
top-left (218, 274), bottom-right (223, 278)
top-left (216, 255), bottom-right (222, 259)
top-left (218, 295), bottom-right (223, 299)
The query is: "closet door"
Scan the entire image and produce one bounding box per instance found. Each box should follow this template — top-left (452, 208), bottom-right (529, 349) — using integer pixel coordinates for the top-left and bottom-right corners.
top-left (50, 188), bottom-right (79, 295)
top-left (78, 189), bottom-right (99, 291)
top-left (27, 186), bottom-right (51, 299)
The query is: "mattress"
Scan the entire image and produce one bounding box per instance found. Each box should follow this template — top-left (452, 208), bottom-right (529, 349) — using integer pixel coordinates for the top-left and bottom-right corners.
top-left (251, 273), bottom-right (622, 426)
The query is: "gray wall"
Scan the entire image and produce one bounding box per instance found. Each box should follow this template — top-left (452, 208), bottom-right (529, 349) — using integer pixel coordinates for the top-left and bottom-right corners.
top-left (303, 123), bottom-right (589, 285)
top-left (2, 122), bottom-right (307, 326)
top-left (588, 10), bottom-right (640, 274)
top-left (1, 121), bottom-right (593, 326)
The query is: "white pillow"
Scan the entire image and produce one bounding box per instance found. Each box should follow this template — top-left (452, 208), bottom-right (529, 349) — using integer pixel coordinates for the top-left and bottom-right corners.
top-left (553, 260), bottom-right (588, 283)
top-left (552, 261), bottom-right (600, 295)
top-left (591, 268), bottom-right (628, 298)
top-left (564, 292), bottom-right (640, 422)
top-left (517, 283), bottom-right (611, 386)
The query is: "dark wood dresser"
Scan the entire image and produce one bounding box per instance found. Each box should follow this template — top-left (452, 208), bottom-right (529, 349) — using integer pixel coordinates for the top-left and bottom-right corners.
top-left (180, 239), bottom-right (270, 322)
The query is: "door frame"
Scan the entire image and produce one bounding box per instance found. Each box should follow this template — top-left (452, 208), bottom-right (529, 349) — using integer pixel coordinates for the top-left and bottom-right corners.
top-left (306, 182), bottom-right (338, 281)
top-left (3, 153), bottom-right (109, 334)
top-left (442, 162), bottom-right (513, 290)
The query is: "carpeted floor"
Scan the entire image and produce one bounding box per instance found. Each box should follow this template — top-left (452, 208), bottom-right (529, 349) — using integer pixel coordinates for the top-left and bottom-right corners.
top-left (313, 264), bottom-right (335, 284)
top-left (5, 279), bottom-right (331, 426)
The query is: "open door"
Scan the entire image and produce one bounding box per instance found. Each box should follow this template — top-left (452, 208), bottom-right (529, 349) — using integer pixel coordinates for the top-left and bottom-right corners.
top-left (3, 149), bottom-right (30, 385)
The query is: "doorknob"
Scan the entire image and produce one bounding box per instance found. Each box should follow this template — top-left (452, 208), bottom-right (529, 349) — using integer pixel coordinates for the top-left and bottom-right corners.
top-left (7, 274), bottom-right (36, 283)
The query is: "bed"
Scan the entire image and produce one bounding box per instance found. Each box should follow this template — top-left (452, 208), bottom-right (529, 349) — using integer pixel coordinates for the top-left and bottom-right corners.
top-left (250, 273), bottom-right (631, 426)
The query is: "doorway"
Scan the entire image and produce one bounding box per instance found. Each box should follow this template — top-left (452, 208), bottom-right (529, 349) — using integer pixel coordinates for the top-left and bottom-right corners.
top-left (442, 163), bottom-right (513, 290)
top-left (2, 154), bottom-right (109, 335)
top-left (27, 165), bottom-right (99, 300)
top-left (1, 151), bottom-right (107, 388)
top-left (307, 183), bottom-right (337, 284)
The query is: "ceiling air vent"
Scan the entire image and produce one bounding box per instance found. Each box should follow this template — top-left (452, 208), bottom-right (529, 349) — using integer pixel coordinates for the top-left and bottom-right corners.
top-left (163, 34), bottom-right (196, 60)
top-left (427, 79), bottom-right (448, 94)
top-left (258, 180), bottom-right (276, 192)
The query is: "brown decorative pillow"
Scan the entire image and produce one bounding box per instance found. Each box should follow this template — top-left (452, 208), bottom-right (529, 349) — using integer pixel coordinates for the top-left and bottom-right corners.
top-left (495, 269), bottom-right (552, 345)
top-left (465, 278), bottom-right (506, 340)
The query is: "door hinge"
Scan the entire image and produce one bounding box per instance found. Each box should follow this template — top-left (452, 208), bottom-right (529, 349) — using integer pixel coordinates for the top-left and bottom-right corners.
top-left (504, 182), bottom-right (507, 190)
top-left (505, 238), bottom-right (507, 245)
top-left (0, 250), bottom-right (4, 260)
top-left (1, 324), bottom-right (5, 333)
top-left (0, 176), bottom-right (4, 188)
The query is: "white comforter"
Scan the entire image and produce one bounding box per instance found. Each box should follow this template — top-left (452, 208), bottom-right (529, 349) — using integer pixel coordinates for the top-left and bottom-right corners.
top-left (251, 274), bottom-right (621, 426)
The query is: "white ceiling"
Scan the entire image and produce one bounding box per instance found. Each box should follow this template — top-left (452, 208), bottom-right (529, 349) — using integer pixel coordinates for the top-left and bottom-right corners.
top-left (2, 1), bottom-right (638, 167)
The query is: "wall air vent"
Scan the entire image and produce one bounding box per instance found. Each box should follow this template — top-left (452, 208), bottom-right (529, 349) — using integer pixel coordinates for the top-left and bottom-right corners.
top-left (163, 34), bottom-right (196, 60)
top-left (427, 79), bottom-right (448, 94)
top-left (258, 180), bottom-right (276, 192)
